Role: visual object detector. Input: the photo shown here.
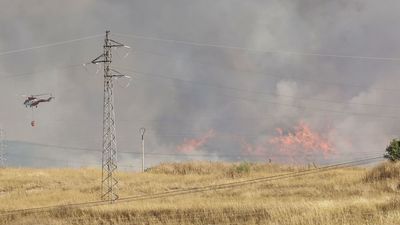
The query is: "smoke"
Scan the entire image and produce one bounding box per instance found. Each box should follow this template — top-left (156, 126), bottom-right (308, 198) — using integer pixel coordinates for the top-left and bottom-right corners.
top-left (1, 0), bottom-right (399, 168)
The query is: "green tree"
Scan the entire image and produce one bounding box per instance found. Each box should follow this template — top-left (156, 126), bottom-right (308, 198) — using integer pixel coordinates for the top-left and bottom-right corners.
top-left (384, 138), bottom-right (400, 161)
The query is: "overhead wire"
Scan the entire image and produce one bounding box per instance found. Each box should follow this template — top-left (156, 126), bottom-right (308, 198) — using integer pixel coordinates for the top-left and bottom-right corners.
top-left (7, 140), bottom-right (384, 161)
top-left (115, 156), bottom-right (383, 204)
top-left (6, 153), bottom-right (140, 169)
top-left (0, 34), bottom-right (103, 84)
top-left (114, 33), bottom-right (400, 62)
top-left (1, 33), bottom-right (398, 107)
top-left (0, 63), bottom-right (84, 80)
top-left (1, 33), bottom-right (398, 95)
top-left (3, 156), bottom-right (384, 215)
top-left (0, 35), bottom-right (398, 123)
top-left (6, 141), bottom-right (295, 160)
top-left (113, 67), bottom-right (400, 120)
top-left (0, 155), bottom-right (384, 216)
top-left (116, 66), bottom-right (400, 110)
top-left (0, 34), bottom-right (103, 57)
top-left (130, 47), bottom-right (400, 94)
top-left (9, 146), bottom-right (376, 173)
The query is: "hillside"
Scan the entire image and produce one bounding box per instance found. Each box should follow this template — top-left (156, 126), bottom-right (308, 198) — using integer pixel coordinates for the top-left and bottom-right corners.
top-left (0, 161), bottom-right (400, 225)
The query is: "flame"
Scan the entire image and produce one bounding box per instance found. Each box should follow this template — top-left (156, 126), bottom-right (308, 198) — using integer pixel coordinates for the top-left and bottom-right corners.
top-left (177, 129), bottom-right (216, 153)
top-left (240, 138), bottom-right (267, 156)
top-left (269, 121), bottom-right (335, 159)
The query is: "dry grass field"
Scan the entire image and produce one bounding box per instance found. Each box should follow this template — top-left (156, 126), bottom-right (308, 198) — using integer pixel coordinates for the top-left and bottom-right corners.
top-left (0, 161), bottom-right (399, 225)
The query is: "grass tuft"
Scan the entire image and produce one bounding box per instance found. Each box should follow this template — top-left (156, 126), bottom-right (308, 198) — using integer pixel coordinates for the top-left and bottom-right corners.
top-left (364, 161), bottom-right (400, 182)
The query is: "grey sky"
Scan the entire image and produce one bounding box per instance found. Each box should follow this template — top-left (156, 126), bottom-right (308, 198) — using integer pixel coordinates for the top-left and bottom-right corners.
top-left (1, 0), bottom-right (400, 168)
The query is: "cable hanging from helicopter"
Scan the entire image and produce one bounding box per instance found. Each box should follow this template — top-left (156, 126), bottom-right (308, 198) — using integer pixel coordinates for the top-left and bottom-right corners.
top-left (22, 93), bottom-right (54, 127)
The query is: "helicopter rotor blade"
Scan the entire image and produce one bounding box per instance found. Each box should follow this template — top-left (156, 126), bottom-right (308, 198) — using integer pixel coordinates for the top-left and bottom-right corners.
top-left (33, 93), bottom-right (52, 97)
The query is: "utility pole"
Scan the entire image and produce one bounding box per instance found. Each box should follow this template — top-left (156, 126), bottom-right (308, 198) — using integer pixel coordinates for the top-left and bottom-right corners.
top-left (140, 127), bottom-right (146, 172)
top-left (0, 128), bottom-right (5, 168)
top-left (91, 31), bottom-right (127, 202)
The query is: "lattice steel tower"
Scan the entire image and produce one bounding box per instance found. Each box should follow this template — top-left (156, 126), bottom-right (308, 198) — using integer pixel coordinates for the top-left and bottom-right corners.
top-left (91, 31), bottom-right (127, 202)
top-left (0, 128), bottom-right (6, 168)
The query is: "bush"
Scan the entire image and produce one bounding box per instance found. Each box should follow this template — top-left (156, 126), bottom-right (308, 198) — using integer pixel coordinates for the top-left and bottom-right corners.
top-left (226, 162), bottom-right (251, 178)
top-left (384, 139), bottom-right (400, 161)
top-left (235, 162), bottom-right (251, 174)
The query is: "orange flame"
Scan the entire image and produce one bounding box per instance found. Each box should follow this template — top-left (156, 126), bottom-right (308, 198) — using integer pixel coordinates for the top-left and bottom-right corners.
top-left (240, 138), bottom-right (267, 156)
top-left (269, 121), bottom-right (335, 159)
top-left (177, 129), bottom-right (216, 153)
top-left (240, 137), bottom-right (281, 162)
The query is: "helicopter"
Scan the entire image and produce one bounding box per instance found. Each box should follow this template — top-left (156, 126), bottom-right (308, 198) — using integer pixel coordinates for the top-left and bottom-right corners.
top-left (22, 93), bottom-right (54, 127)
top-left (23, 94), bottom-right (54, 108)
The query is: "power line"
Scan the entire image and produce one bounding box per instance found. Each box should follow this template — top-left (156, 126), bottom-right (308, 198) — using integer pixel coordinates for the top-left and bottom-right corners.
top-left (0, 64), bottom-right (83, 80)
top-left (1, 44), bottom-right (398, 124)
top-left (7, 152), bottom-right (140, 169)
top-left (5, 141), bottom-right (290, 159)
top-left (130, 47), bottom-right (400, 94)
top-left (3, 63), bottom-right (400, 122)
top-left (2, 156), bottom-right (383, 216)
top-left (218, 93), bottom-right (400, 120)
top-left (94, 210), bottom-right (270, 224)
top-left (7, 152), bottom-right (99, 167)
top-left (0, 156), bottom-right (383, 216)
top-left (2, 33), bottom-right (397, 93)
top-left (114, 33), bottom-right (400, 62)
top-left (17, 142), bottom-right (101, 152)
top-left (0, 34), bottom-right (103, 57)
top-left (117, 66), bottom-right (400, 110)
top-left (9, 140), bottom-right (384, 161)
top-left (8, 143), bottom-right (384, 173)
top-left (111, 68), bottom-right (400, 120)
top-left (116, 157), bottom-right (382, 203)
top-left (42, 104), bottom-right (400, 123)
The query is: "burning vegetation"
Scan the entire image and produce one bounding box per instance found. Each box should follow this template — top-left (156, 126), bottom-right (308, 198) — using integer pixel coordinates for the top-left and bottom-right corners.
top-left (240, 121), bottom-right (335, 163)
top-left (177, 129), bottom-right (216, 153)
top-left (269, 121), bottom-right (335, 160)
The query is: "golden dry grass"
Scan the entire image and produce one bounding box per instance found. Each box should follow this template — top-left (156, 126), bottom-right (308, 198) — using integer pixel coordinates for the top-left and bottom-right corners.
top-left (0, 161), bottom-right (399, 225)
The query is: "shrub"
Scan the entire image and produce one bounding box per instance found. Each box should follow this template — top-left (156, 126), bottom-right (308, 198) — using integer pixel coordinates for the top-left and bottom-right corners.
top-left (226, 162), bottom-right (251, 178)
top-left (384, 139), bottom-right (400, 161)
top-left (235, 162), bottom-right (251, 174)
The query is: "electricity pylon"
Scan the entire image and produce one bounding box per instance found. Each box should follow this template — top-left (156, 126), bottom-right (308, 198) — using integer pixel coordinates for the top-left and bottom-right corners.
top-left (0, 128), bottom-right (6, 168)
top-left (91, 31), bottom-right (127, 202)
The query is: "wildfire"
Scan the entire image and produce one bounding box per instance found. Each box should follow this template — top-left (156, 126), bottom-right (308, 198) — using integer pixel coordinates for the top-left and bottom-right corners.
top-left (177, 129), bottom-right (216, 153)
top-left (269, 121), bottom-right (335, 158)
top-left (240, 138), bottom-right (267, 156)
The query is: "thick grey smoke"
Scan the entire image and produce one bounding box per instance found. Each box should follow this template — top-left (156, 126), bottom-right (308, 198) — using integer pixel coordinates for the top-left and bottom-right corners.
top-left (1, 0), bottom-right (400, 169)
